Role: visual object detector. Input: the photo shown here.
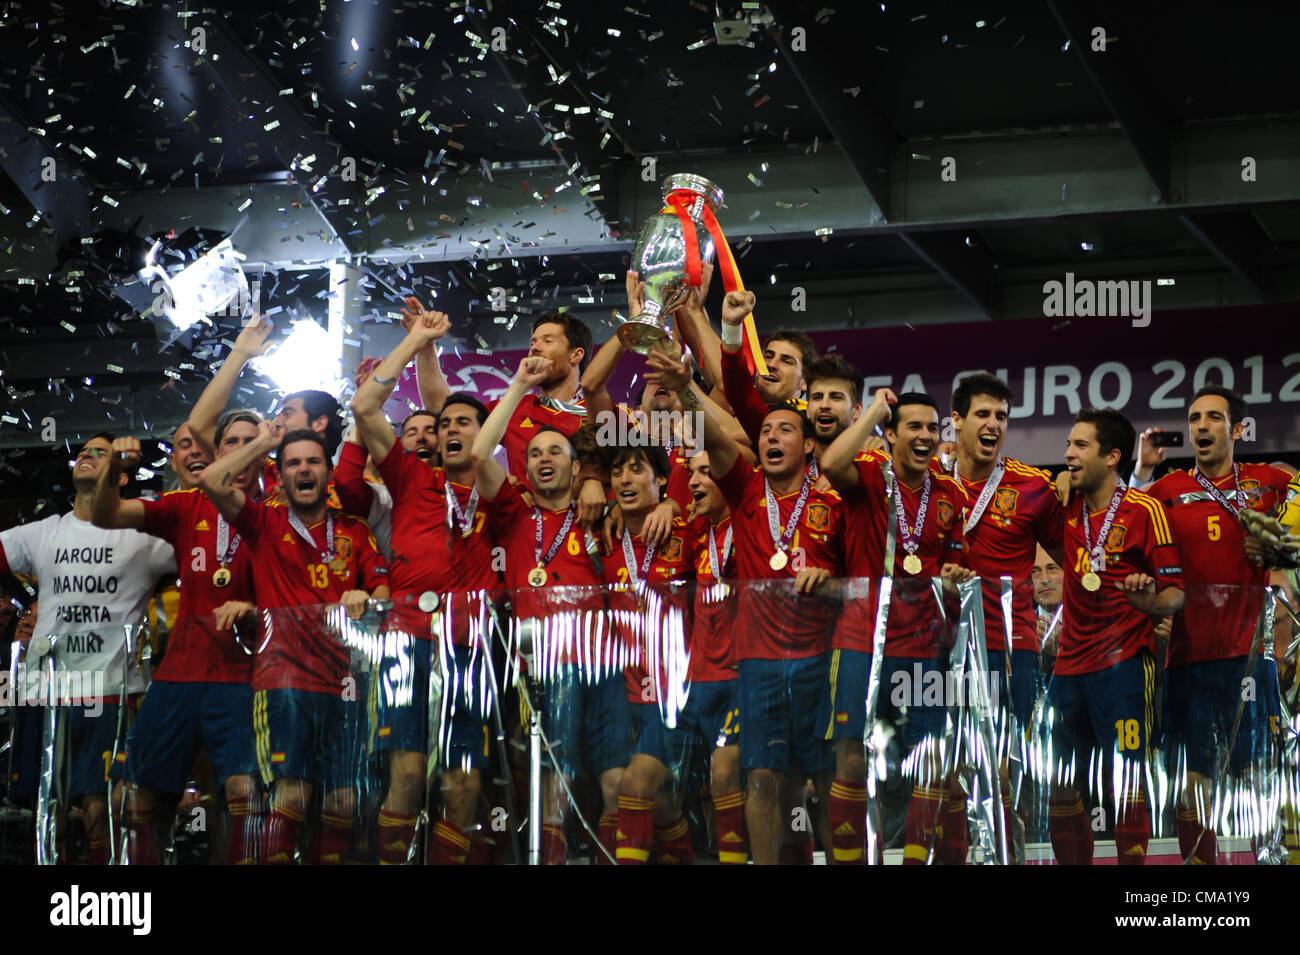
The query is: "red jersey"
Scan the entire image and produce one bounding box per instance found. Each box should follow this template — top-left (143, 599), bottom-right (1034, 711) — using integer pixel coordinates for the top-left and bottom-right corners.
top-left (603, 519), bottom-right (696, 702)
top-left (664, 445), bottom-right (694, 514)
top-left (689, 514), bottom-right (739, 682)
top-left (489, 391), bottom-right (586, 479)
top-left (233, 499), bottom-right (388, 693)
top-left (139, 488), bottom-right (255, 684)
top-left (482, 480), bottom-right (606, 666)
top-left (1149, 463), bottom-right (1291, 665)
top-left (715, 456), bottom-right (844, 661)
top-left (1055, 486), bottom-right (1183, 676)
top-left (948, 458), bottom-right (1064, 653)
top-left (833, 458), bottom-right (968, 657)
top-left (377, 441), bottom-right (500, 647)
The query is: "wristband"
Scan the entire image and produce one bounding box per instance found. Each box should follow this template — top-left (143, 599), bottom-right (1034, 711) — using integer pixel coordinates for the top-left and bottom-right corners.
top-left (721, 321), bottom-right (743, 347)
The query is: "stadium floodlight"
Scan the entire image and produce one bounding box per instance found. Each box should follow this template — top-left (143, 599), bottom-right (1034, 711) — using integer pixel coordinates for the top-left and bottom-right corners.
top-left (251, 318), bottom-right (343, 395)
top-left (141, 237), bottom-right (250, 331)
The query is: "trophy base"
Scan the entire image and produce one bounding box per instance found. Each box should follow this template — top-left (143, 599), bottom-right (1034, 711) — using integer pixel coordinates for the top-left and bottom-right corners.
top-left (617, 320), bottom-right (681, 358)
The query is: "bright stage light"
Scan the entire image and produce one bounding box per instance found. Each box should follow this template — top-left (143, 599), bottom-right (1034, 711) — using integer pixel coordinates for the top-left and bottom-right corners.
top-left (251, 319), bottom-right (344, 395)
top-left (144, 238), bottom-right (249, 330)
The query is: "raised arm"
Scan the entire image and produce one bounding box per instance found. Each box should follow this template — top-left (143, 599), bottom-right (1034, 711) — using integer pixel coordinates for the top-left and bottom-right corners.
top-left (198, 419), bottom-right (277, 522)
top-left (400, 297), bottom-right (453, 413)
top-left (673, 263), bottom-right (724, 389)
top-left (821, 387), bottom-right (896, 491)
top-left (471, 356), bottom-right (553, 501)
top-left (186, 315), bottom-right (274, 460)
top-left (580, 334), bottom-right (628, 422)
top-left (351, 308), bottom-right (450, 462)
top-left (716, 290), bottom-right (771, 443)
top-left (92, 437), bottom-right (148, 529)
top-left (646, 349), bottom-right (740, 480)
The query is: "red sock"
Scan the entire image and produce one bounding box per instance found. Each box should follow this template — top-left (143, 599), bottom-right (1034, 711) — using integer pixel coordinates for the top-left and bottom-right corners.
top-left (902, 784), bottom-right (945, 865)
top-left (1176, 807), bottom-right (1216, 865)
top-left (596, 812), bottom-right (619, 865)
top-left (616, 795), bottom-right (654, 864)
top-left (779, 839), bottom-right (814, 865)
top-left (314, 812), bottom-right (353, 865)
top-left (935, 794), bottom-right (968, 865)
top-left (713, 790), bottom-right (748, 865)
top-left (262, 806), bottom-right (305, 865)
top-left (1048, 797), bottom-right (1093, 865)
top-left (653, 814), bottom-right (694, 865)
top-left (429, 819), bottom-right (472, 865)
top-left (227, 795), bottom-right (263, 866)
top-left (541, 823), bottom-right (567, 865)
top-left (377, 810), bottom-right (418, 865)
top-left (1115, 792), bottom-right (1150, 865)
top-left (123, 807), bottom-right (160, 865)
top-left (828, 778), bottom-right (867, 864)
top-left (87, 835), bottom-right (110, 866)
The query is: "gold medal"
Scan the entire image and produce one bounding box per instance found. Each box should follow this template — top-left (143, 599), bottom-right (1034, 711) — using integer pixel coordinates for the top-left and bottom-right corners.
top-left (213, 567), bottom-right (231, 588)
top-left (528, 566), bottom-right (548, 587)
top-left (1081, 571), bottom-right (1102, 592)
top-left (769, 550), bottom-right (789, 572)
top-left (902, 554), bottom-right (922, 575)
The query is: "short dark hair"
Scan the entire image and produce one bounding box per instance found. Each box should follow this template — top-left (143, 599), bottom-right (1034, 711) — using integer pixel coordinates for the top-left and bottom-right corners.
top-left (532, 312), bottom-right (593, 374)
top-left (764, 401), bottom-right (815, 440)
top-left (276, 428), bottom-right (330, 472)
top-left (530, 424), bottom-right (578, 462)
top-left (436, 392), bottom-right (490, 428)
top-left (952, 372), bottom-right (1014, 418)
top-left (1075, 407), bottom-right (1136, 475)
top-left (805, 355), bottom-right (864, 406)
top-left (283, 390), bottom-right (343, 458)
top-left (215, 410), bottom-right (262, 448)
top-left (399, 409), bottom-right (439, 434)
top-left (888, 393), bottom-right (940, 431)
top-left (1191, 385), bottom-right (1247, 428)
top-left (766, 329), bottom-right (818, 371)
top-left (610, 443), bottom-right (671, 484)
top-left (83, 432), bottom-right (115, 448)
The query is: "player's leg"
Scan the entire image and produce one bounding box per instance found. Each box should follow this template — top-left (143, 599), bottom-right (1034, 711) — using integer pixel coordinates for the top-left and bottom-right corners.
top-left (68, 703), bottom-right (121, 865)
top-left (1089, 652), bottom-right (1156, 865)
top-left (1045, 672), bottom-right (1094, 864)
top-left (1165, 661), bottom-right (1217, 864)
top-left (374, 631), bottom-right (431, 863)
top-left (826, 648), bottom-right (871, 864)
top-left (538, 667), bottom-right (581, 865)
top-left (199, 681), bottom-right (263, 865)
top-left (256, 689), bottom-right (315, 864)
top-left (790, 653), bottom-right (835, 864)
top-left (118, 681), bottom-right (201, 864)
top-left (892, 657), bottom-right (949, 865)
top-left (738, 659), bottom-right (790, 865)
top-left (704, 682), bottom-right (746, 864)
top-left (590, 669), bottom-right (632, 864)
top-left (430, 641), bottom-right (491, 864)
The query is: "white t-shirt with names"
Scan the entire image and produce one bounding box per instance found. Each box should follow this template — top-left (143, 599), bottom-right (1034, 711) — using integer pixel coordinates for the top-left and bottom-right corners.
top-left (0, 512), bottom-right (176, 701)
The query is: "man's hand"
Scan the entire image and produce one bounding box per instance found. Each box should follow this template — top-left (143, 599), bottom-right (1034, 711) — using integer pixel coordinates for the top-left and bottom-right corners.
top-left (645, 349), bottom-right (693, 394)
top-left (399, 297), bottom-right (451, 348)
top-left (516, 355), bottom-right (553, 388)
top-left (355, 356), bottom-right (382, 390)
top-left (625, 271), bottom-right (646, 317)
top-left (577, 478), bottom-right (608, 529)
top-left (110, 437), bottom-right (141, 474)
top-left (720, 289), bottom-right (756, 328)
top-left (1135, 428), bottom-right (1167, 482)
top-left (794, 566), bottom-right (831, 595)
top-left (339, 590), bottom-right (370, 620)
top-left (506, 472), bottom-right (536, 509)
top-left (1117, 572), bottom-right (1158, 613)
top-left (940, 563), bottom-right (976, 583)
top-left (213, 600), bottom-right (257, 632)
top-left (642, 500), bottom-right (676, 547)
top-left (232, 314), bottom-right (275, 359)
top-left (867, 387), bottom-right (898, 422)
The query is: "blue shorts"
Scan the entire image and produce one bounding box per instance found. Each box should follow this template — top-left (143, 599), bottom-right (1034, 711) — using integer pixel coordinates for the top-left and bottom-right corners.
top-left (738, 655), bottom-right (832, 774)
top-left (66, 704), bottom-right (122, 800)
top-left (541, 668), bottom-right (633, 778)
top-left (637, 679), bottom-right (739, 778)
top-left (373, 639), bottom-right (491, 771)
top-left (1047, 652), bottom-right (1155, 774)
top-left (9, 705), bottom-right (42, 800)
top-left (629, 701), bottom-right (657, 744)
top-left (122, 681), bottom-right (256, 794)
top-left (254, 688), bottom-right (365, 791)
top-left (828, 651), bottom-right (949, 751)
top-left (1164, 656), bottom-right (1280, 777)
top-left (986, 649), bottom-right (1040, 732)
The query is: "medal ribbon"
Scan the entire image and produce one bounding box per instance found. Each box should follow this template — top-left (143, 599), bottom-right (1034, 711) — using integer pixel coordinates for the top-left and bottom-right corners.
top-left (214, 514), bottom-right (242, 566)
top-left (1081, 483), bottom-right (1127, 574)
top-left (1193, 464), bottom-right (1243, 517)
top-left (533, 505), bottom-right (577, 568)
top-left (621, 529), bottom-right (659, 591)
top-left (708, 523), bottom-right (733, 578)
top-left (764, 474), bottom-right (812, 559)
top-left (892, 472), bottom-right (932, 557)
top-left (445, 476), bottom-right (481, 537)
top-left (287, 510), bottom-right (334, 563)
top-left (953, 457), bottom-right (1006, 534)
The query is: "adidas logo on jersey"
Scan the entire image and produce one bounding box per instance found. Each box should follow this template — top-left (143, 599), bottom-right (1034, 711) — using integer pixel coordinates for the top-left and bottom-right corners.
top-left (521, 417), bottom-right (535, 428)
top-left (195, 519), bottom-right (210, 531)
top-left (282, 534), bottom-right (294, 543)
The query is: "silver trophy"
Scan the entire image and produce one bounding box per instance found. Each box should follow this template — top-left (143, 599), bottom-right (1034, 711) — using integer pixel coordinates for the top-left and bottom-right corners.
top-left (618, 174), bottom-right (725, 356)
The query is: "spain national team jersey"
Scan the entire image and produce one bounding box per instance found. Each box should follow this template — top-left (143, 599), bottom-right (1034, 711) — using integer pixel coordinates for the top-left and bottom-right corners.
top-left (1149, 463), bottom-right (1291, 665)
top-left (714, 456), bottom-right (844, 661)
top-left (948, 457), bottom-right (1064, 653)
top-left (690, 514), bottom-right (739, 682)
top-left (834, 456), bottom-right (968, 657)
top-left (139, 488), bottom-right (255, 683)
top-left (376, 442), bottom-right (500, 646)
top-left (233, 499), bottom-right (388, 693)
top-left (1055, 486), bottom-right (1184, 676)
top-left (603, 519), bottom-right (697, 702)
top-left (488, 391), bottom-right (586, 479)
top-left (663, 445), bottom-right (694, 514)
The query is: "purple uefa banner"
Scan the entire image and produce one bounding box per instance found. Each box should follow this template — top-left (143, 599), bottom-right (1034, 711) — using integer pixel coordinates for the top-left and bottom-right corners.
top-left (387, 303), bottom-right (1299, 467)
